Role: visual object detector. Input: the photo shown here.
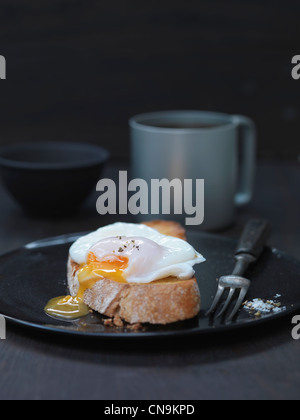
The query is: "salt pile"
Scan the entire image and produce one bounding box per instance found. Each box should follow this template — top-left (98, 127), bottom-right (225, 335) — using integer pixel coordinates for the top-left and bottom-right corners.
top-left (243, 295), bottom-right (286, 317)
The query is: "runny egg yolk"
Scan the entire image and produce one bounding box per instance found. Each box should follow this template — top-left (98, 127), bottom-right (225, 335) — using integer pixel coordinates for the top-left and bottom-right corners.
top-left (44, 253), bottom-right (129, 320)
top-left (77, 252), bottom-right (129, 298)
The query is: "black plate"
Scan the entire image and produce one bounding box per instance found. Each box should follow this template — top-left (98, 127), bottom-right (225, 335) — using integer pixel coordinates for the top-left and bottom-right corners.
top-left (0, 231), bottom-right (299, 339)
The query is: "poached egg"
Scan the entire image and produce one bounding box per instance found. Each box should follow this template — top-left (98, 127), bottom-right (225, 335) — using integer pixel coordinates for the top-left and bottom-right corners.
top-left (69, 222), bottom-right (205, 284)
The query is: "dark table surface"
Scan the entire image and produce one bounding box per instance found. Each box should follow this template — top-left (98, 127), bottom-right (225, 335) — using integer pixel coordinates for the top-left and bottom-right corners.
top-left (0, 158), bottom-right (299, 400)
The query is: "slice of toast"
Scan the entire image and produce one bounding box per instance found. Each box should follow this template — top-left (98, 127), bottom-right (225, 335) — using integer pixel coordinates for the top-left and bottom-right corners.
top-left (67, 221), bottom-right (201, 325)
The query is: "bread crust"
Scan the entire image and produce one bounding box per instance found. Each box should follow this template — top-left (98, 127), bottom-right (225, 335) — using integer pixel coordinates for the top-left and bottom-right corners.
top-left (67, 221), bottom-right (201, 325)
top-left (142, 220), bottom-right (187, 241)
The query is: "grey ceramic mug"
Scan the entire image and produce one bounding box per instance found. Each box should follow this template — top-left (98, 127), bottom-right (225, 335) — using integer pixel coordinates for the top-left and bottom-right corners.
top-left (129, 110), bottom-right (256, 231)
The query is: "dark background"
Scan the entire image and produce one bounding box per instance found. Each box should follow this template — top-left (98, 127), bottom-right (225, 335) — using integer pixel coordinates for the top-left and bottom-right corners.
top-left (0, 0), bottom-right (299, 159)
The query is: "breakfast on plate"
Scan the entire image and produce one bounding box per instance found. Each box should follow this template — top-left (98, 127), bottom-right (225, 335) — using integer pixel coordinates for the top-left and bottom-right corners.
top-left (45, 220), bottom-right (205, 327)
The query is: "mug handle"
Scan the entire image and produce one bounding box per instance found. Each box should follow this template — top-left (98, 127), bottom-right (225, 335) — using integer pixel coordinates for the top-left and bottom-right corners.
top-left (232, 115), bottom-right (257, 206)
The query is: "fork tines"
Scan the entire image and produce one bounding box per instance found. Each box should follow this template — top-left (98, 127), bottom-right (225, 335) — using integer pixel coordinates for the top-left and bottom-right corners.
top-left (206, 276), bottom-right (251, 323)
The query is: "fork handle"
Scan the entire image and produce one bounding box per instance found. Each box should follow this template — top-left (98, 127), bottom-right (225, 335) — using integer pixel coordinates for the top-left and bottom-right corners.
top-left (233, 219), bottom-right (272, 276)
top-left (235, 219), bottom-right (272, 259)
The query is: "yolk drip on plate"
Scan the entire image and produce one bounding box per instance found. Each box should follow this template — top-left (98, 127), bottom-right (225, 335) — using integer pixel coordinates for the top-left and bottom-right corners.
top-left (44, 295), bottom-right (90, 320)
top-left (44, 253), bottom-right (129, 320)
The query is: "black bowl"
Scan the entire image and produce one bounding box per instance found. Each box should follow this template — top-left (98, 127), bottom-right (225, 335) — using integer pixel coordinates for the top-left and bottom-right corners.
top-left (0, 141), bottom-right (110, 217)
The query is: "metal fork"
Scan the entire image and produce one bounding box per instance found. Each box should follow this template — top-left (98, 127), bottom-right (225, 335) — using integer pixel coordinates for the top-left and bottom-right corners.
top-left (206, 219), bottom-right (272, 322)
